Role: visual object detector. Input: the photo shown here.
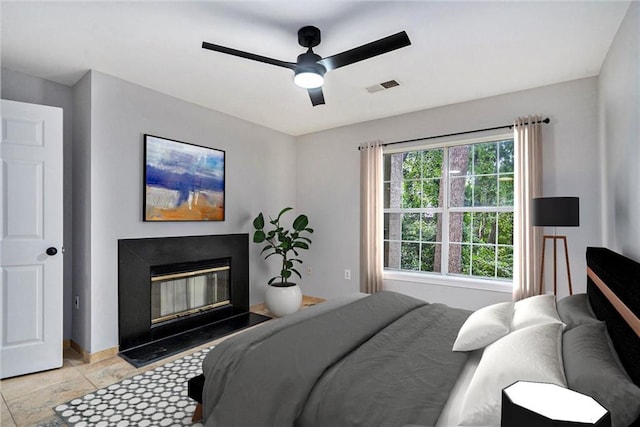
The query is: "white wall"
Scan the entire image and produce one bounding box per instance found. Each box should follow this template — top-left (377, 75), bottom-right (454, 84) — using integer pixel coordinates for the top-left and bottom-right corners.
top-left (76, 71), bottom-right (296, 353)
top-left (297, 77), bottom-right (603, 310)
top-left (599, 2), bottom-right (640, 262)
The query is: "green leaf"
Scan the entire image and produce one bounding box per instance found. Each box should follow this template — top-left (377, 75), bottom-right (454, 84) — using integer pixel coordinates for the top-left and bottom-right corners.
top-left (276, 207), bottom-right (293, 221)
top-left (293, 214), bottom-right (309, 231)
top-left (291, 268), bottom-right (302, 279)
top-left (253, 230), bottom-right (266, 243)
top-left (253, 213), bottom-right (264, 229)
top-left (293, 241), bottom-right (309, 250)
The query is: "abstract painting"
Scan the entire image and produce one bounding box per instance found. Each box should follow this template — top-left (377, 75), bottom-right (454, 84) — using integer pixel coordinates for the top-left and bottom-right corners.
top-left (144, 134), bottom-right (225, 221)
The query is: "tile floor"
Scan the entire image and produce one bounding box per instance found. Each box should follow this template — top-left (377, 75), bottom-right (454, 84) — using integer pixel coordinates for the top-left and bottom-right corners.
top-left (1, 335), bottom-right (226, 426)
top-left (0, 296), bottom-right (325, 426)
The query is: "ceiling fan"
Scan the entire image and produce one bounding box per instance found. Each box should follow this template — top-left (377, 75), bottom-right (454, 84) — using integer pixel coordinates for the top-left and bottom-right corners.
top-left (202, 26), bottom-right (411, 106)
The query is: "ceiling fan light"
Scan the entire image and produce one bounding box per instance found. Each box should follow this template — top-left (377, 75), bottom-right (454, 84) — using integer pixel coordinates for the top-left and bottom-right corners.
top-left (294, 61), bottom-right (326, 89)
top-left (294, 71), bottom-right (324, 89)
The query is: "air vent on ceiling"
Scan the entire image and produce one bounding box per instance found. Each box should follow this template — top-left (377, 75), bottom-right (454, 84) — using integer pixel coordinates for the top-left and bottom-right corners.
top-left (366, 79), bottom-right (401, 93)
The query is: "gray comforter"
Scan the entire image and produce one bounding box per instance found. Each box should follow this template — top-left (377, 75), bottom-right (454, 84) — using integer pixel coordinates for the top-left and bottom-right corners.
top-left (202, 291), bottom-right (470, 427)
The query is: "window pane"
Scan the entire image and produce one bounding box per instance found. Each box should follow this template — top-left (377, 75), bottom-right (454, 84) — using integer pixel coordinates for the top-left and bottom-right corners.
top-left (384, 240), bottom-right (402, 270)
top-left (472, 212), bottom-right (497, 244)
top-left (449, 212), bottom-right (471, 243)
top-left (402, 180), bottom-right (421, 208)
top-left (384, 212), bottom-right (402, 241)
top-left (384, 182), bottom-right (390, 208)
top-left (383, 153), bottom-right (391, 181)
top-left (449, 243), bottom-right (471, 275)
top-left (497, 212), bottom-right (514, 245)
top-left (403, 151), bottom-right (421, 180)
top-left (422, 178), bottom-right (442, 207)
top-left (498, 140), bottom-right (514, 173)
top-left (421, 213), bottom-right (441, 242)
top-left (402, 213), bottom-right (421, 241)
top-left (473, 175), bottom-right (497, 207)
top-left (421, 243), bottom-right (441, 273)
top-left (385, 154), bottom-right (404, 209)
top-left (449, 145), bottom-right (472, 176)
top-left (498, 175), bottom-right (514, 206)
top-left (497, 246), bottom-right (513, 279)
top-left (401, 242), bottom-right (420, 270)
top-left (472, 245), bottom-right (496, 278)
top-left (473, 143), bottom-right (497, 175)
top-left (422, 149), bottom-right (443, 179)
top-left (450, 176), bottom-right (472, 207)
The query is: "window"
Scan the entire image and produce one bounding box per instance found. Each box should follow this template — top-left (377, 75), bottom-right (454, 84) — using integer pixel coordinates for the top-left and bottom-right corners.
top-left (383, 137), bottom-right (514, 281)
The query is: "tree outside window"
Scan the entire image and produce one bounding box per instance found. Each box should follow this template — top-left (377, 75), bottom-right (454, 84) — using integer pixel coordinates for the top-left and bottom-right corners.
top-left (383, 138), bottom-right (514, 281)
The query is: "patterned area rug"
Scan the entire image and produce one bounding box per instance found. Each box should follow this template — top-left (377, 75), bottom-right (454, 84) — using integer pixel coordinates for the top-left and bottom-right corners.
top-left (54, 347), bottom-right (212, 426)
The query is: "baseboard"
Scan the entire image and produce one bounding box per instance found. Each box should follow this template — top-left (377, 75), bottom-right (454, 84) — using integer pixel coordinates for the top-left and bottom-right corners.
top-left (70, 340), bottom-right (119, 364)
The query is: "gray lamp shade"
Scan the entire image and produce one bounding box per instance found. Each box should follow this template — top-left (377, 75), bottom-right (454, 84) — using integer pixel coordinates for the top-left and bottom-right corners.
top-left (532, 197), bottom-right (580, 227)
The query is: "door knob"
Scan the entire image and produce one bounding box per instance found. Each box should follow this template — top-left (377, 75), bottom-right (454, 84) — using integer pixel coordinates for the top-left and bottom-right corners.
top-left (46, 247), bottom-right (58, 256)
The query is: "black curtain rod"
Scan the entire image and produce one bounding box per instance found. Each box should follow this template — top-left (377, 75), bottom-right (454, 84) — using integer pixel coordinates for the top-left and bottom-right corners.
top-left (359, 117), bottom-right (550, 150)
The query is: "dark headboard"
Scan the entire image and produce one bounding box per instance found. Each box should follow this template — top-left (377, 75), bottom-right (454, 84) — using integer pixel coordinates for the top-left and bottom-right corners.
top-left (586, 247), bottom-right (640, 386)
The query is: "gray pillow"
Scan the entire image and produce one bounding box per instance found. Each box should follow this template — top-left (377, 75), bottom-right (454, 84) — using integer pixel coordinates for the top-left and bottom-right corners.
top-left (563, 322), bottom-right (640, 427)
top-left (557, 293), bottom-right (599, 330)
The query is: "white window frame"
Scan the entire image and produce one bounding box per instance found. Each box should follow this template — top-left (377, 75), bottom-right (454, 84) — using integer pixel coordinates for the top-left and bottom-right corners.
top-left (383, 133), bottom-right (514, 292)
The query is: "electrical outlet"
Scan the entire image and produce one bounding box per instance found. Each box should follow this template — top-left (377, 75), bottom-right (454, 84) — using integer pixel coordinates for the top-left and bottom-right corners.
top-left (74, 296), bottom-right (80, 310)
top-left (306, 266), bottom-right (313, 276)
top-left (344, 269), bottom-right (351, 280)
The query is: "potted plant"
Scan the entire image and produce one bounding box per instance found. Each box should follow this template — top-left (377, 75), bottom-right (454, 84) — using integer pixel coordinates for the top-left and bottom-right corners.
top-left (252, 207), bottom-right (313, 317)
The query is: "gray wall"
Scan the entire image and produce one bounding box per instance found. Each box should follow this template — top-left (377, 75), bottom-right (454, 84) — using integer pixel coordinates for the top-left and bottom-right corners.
top-left (1, 68), bottom-right (75, 340)
top-left (599, 2), bottom-right (640, 261)
top-left (77, 71), bottom-right (296, 352)
top-left (71, 71), bottom-right (92, 349)
top-left (296, 77), bottom-right (603, 309)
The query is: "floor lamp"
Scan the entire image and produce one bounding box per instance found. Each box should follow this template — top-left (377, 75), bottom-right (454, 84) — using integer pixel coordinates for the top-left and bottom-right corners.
top-left (532, 197), bottom-right (580, 296)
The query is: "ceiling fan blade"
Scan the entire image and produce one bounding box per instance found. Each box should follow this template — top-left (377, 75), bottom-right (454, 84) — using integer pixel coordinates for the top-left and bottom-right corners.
top-left (308, 88), bottom-right (325, 106)
top-left (202, 41), bottom-right (297, 70)
top-left (319, 31), bottom-right (411, 71)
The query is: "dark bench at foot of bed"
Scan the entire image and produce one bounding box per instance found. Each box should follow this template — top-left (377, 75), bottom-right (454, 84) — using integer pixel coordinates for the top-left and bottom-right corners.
top-left (188, 374), bottom-right (205, 422)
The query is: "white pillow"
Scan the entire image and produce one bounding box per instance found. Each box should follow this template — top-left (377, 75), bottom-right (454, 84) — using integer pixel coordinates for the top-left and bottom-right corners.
top-left (452, 301), bottom-right (514, 351)
top-left (458, 323), bottom-right (567, 426)
top-left (512, 294), bottom-right (565, 330)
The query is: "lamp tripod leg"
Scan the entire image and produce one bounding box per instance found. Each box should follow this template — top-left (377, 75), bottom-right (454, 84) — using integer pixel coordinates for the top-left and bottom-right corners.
top-left (562, 236), bottom-right (573, 295)
top-left (539, 237), bottom-right (547, 295)
top-left (553, 236), bottom-right (558, 296)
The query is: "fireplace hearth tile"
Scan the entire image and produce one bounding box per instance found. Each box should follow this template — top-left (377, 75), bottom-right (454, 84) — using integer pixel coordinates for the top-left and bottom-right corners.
top-left (118, 312), bottom-right (270, 368)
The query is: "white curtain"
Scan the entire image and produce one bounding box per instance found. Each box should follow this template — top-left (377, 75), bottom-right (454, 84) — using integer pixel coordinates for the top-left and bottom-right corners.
top-left (513, 116), bottom-right (543, 300)
top-left (360, 141), bottom-right (384, 294)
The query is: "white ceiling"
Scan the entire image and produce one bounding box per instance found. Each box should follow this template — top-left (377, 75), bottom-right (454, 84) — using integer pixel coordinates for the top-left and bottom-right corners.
top-left (1, 1), bottom-right (631, 136)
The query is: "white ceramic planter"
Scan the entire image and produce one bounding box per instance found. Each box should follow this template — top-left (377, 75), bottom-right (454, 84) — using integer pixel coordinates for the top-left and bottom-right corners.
top-left (265, 283), bottom-right (302, 317)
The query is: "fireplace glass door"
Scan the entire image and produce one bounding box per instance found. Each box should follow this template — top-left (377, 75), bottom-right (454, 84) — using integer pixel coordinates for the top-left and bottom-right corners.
top-left (151, 263), bottom-right (230, 325)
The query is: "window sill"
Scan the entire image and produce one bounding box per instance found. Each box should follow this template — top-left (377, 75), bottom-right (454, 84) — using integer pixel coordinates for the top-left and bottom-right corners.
top-left (383, 270), bottom-right (513, 294)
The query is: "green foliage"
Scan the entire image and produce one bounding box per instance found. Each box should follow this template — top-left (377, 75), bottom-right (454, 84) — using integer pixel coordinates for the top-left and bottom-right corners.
top-left (383, 140), bottom-right (515, 280)
top-left (252, 207), bottom-right (314, 286)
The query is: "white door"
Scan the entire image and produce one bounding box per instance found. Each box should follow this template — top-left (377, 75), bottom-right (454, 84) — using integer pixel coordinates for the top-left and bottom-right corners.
top-left (0, 99), bottom-right (63, 379)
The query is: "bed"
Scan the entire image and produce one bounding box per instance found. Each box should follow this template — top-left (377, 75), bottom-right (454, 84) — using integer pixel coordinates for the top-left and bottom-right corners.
top-left (199, 247), bottom-right (640, 427)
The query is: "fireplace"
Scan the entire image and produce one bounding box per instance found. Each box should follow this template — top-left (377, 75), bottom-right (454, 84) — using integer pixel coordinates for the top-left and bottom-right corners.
top-left (150, 260), bottom-right (231, 325)
top-left (117, 234), bottom-right (267, 366)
